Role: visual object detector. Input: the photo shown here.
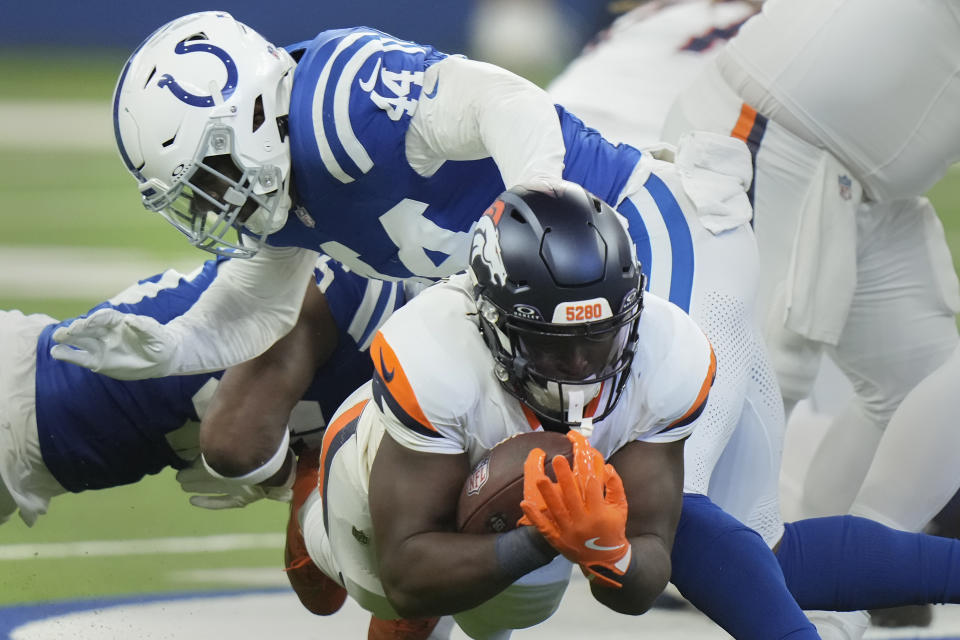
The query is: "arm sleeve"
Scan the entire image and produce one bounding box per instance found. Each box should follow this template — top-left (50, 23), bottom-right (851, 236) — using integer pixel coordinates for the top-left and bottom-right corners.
top-left (164, 245), bottom-right (320, 373)
top-left (405, 55), bottom-right (566, 188)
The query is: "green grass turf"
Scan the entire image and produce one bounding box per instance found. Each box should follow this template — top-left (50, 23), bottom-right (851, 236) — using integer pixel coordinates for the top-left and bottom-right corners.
top-left (0, 50), bottom-right (127, 102)
top-left (0, 470), bottom-right (288, 605)
top-left (0, 149), bottom-right (199, 261)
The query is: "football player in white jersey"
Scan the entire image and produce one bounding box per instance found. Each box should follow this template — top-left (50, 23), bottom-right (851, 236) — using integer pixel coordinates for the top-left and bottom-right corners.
top-left (653, 1), bottom-right (960, 635)
top-left (291, 183), bottom-right (715, 638)
top-left (550, 2), bottom-right (960, 633)
top-left (548, 0), bottom-right (762, 148)
top-left (281, 185), bottom-right (960, 640)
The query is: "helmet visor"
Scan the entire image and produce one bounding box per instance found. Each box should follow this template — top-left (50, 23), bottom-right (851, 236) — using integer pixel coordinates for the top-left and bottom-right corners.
top-left (513, 318), bottom-right (634, 384)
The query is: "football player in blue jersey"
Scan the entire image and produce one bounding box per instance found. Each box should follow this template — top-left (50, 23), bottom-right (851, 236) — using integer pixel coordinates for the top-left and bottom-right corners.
top-left (0, 253), bottom-right (402, 525)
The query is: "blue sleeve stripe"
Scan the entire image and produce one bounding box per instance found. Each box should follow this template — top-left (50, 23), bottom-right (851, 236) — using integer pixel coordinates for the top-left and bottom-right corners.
top-left (356, 283), bottom-right (400, 351)
top-left (321, 35), bottom-right (385, 179)
top-left (346, 278), bottom-right (384, 348)
top-left (644, 174), bottom-right (695, 313)
top-left (616, 198), bottom-right (654, 291)
top-left (309, 31), bottom-right (380, 183)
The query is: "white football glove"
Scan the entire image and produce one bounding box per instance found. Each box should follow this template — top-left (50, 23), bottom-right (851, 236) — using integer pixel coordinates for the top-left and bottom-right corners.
top-left (176, 457), bottom-right (294, 510)
top-left (51, 309), bottom-right (182, 380)
top-left (49, 246), bottom-right (319, 380)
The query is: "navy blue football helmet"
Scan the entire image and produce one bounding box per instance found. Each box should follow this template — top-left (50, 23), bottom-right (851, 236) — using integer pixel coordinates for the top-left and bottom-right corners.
top-left (469, 181), bottom-right (644, 427)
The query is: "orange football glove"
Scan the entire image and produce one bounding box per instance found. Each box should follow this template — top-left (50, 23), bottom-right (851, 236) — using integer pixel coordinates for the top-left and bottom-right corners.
top-left (566, 429), bottom-right (606, 488)
top-left (517, 430), bottom-right (605, 527)
top-left (517, 447), bottom-right (549, 527)
top-left (520, 452), bottom-right (632, 589)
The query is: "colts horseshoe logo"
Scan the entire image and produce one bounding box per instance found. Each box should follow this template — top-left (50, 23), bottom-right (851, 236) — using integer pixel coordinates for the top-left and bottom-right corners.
top-left (157, 40), bottom-right (238, 107)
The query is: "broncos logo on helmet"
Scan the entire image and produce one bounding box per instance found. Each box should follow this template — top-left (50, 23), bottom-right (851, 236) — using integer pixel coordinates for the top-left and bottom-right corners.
top-left (470, 207), bottom-right (509, 288)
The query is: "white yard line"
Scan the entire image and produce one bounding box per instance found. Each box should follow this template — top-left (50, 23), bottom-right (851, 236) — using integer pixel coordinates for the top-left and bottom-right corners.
top-left (0, 246), bottom-right (202, 300)
top-left (0, 101), bottom-right (113, 151)
top-left (0, 533), bottom-right (283, 560)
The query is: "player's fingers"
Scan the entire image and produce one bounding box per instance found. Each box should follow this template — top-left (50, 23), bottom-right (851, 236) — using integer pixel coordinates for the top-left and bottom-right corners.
top-left (520, 499), bottom-right (555, 531)
top-left (536, 475), bottom-right (571, 526)
top-left (603, 464), bottom-right (627, 507)
top-left (49, 344), bottom-right (98, 369)
top-left (523, 448), bottom-right (546, 477)
top-left (582, 467), bottom-right (605, 511)
top-left (551, 456), bottom-right (586, 519)
top-left (569, 432), bottom-right (596, 486)
top-left (523, 448), bottom-right (547, 499)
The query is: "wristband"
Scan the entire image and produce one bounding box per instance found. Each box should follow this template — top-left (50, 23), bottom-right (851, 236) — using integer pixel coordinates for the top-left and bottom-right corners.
top-left (495, 526), bottom-right (559, 582)
top-left (203, 428), bottom-right (291, 484)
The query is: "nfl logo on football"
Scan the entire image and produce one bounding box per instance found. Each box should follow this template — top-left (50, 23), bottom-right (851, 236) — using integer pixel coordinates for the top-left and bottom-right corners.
top-left (465, 457), bottom-right (490, 495)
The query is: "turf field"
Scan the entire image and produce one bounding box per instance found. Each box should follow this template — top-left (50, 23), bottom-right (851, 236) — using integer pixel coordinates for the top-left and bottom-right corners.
top-left (1, 51), bottom-right (959, 637)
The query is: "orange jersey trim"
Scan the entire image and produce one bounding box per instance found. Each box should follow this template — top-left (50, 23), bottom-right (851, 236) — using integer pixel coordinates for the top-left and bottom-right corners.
top-left (370, 331), bottom-right (436, 434)
top-left (318, 399), bottom-right (368, 500)
top-left (668, 344), bottom-right (717, 430)
top-left (730, 103), bottom-right (758, 143)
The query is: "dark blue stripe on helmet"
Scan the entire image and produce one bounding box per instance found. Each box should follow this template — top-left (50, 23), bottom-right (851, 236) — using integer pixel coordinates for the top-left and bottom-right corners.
top-left (644, 173), bottom-right (694, 312)
top-left (616, 197), bottom-right (654, 291)
top-left (113, 21), bottom-right (170, 183)
top-left (113, 59), bottom-right (142, 180)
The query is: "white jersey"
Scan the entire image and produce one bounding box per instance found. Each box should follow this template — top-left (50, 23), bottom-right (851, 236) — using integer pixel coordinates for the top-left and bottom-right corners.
top-left (548, 0), bottom-right (761, 147)
top-left (722, 0), bottom-right (960, 200)
top-left (353, 273), bottom-right (715, 475)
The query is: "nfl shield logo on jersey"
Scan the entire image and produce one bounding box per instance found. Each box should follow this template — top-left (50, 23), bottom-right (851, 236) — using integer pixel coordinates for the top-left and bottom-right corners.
top-left (465, 457), bottom-right (490, 496)
top-left (838, 174), bottom-right (853, 201)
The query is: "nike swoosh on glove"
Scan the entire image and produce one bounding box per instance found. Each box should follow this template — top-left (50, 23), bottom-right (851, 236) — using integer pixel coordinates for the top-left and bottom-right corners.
top-left (50, 308), bottom-right (181, 380)
top-left (520, 450), bottom-right (632, 589)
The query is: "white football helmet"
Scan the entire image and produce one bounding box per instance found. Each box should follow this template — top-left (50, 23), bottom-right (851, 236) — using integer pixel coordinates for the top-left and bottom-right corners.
top-left (113, 11), bottom-right (296, 257)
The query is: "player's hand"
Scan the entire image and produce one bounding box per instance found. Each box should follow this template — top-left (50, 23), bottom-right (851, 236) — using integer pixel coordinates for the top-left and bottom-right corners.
top-left (176, 458), bottom-right (293, 510)
top-left (50, 308), bottom-right (179, 380)
top-left (520, 452), bottom-right (632, 589)
top-left (566, 429), bottom-right (605, 487)
top-left (517, 430), bottom-right (604, 527)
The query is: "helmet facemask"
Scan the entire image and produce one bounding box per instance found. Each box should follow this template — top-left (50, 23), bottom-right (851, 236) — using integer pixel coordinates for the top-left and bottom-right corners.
top-left (142, 125), bottom-right (289, 257)
top-left (478, 289), bottom-right (642, 427)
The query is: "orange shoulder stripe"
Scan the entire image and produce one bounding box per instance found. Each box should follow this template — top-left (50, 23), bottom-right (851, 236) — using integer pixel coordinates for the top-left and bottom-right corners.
top-left (670, 343), bottom-right (717, 428)
top-left (370, 331), bottom-right (436, 433)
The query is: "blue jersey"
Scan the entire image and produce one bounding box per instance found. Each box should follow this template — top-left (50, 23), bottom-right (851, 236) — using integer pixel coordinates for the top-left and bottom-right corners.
top-left (269, 28), bottom-right (691, 308)
top-left (34, 256), bottom-right (403, 493)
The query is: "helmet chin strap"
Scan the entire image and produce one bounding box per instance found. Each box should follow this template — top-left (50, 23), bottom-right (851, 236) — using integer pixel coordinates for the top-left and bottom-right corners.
top-left (244, 188), bottom-right (291, 235)
top-left (566, 389), bottom-right (585, 424)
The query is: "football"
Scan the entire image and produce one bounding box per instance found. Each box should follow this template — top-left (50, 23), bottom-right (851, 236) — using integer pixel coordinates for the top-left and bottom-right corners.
top-left (456, 430), bottom-right (574, 534)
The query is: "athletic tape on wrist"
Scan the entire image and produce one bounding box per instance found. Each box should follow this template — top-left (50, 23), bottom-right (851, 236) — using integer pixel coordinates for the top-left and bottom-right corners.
top-left (495, 527), bottom-right (558, 582)
top-left (202, 428), bottom-right (291, 485)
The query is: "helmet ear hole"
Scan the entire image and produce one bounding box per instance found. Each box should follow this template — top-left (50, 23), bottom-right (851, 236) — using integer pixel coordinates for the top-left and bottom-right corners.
top-left (252, 95), bottom-right (265, 132)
